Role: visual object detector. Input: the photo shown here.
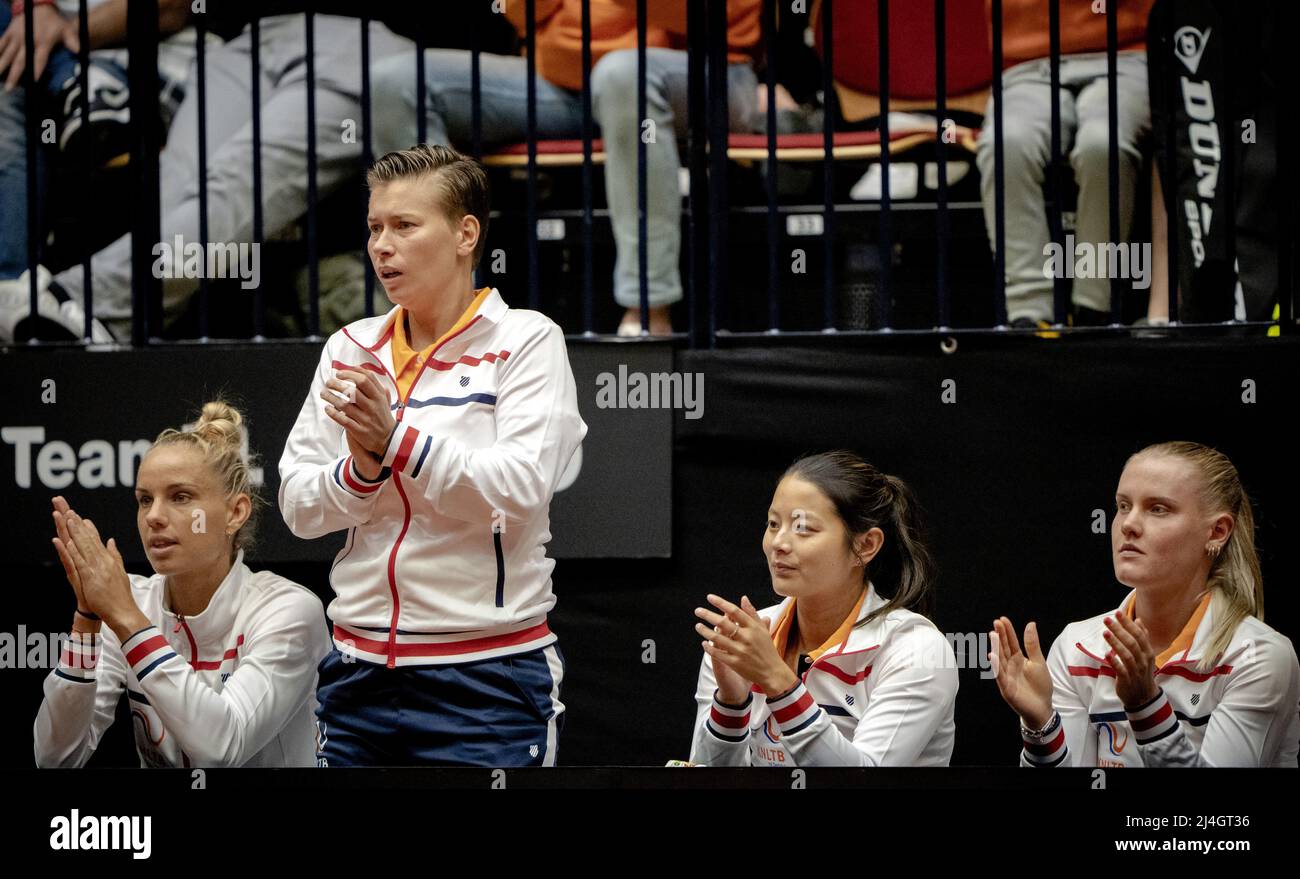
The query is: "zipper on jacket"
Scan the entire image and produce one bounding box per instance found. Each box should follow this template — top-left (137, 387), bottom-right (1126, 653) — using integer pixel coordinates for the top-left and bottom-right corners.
top-left (173, 614), bottom-right (199, 666)
top-left (493, 530), bottom-right (506, 607)
top-left (373, 313), bottom-right (487, 668)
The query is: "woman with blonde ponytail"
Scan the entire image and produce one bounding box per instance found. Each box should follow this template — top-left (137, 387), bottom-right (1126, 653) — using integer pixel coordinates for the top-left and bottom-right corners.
top-left (689, 450), bottom-right (958, 766)
top-left (34, 401), bottom-right (330, 768)
top-left (991, 441), bottom-right (1300, 767)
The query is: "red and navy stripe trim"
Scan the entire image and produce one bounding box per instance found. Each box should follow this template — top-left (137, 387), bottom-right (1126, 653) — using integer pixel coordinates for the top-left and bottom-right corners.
top-left (1125, 689), bottom-right (1181, 745)
top-left (706, 692), bottom-right (752, 743)
top-left (333, 456), bottom-right (390, 497)
top-left (122, 626), bottom-right (179, 682)
top-left (767, 682), bottom-right (822, 736)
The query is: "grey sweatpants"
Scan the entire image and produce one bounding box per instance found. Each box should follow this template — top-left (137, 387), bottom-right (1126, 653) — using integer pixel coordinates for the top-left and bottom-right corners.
top-left (56, 15), bottom-right (412, 338)
top-left (975, 51), bottom-right (1150, 322)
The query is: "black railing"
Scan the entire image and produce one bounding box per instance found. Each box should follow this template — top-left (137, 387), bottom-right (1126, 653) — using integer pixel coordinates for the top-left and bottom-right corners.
top-left (6, 0), bottom-right (1290, 349)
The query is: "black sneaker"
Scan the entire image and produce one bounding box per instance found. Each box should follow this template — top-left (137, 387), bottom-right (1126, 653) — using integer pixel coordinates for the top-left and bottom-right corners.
top-left (1009, 317), bottom-right (1060, 338)
top-left (1072, 306), bottom-right (1113, 327)
top-left (57, 58), bottom-right (132, 165)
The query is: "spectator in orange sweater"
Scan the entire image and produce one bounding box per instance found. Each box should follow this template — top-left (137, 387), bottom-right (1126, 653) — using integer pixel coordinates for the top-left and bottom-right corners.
top-left (975, 0), bottom-right (1155, 329)
top-left (370, 0), bottom-right (761, 335)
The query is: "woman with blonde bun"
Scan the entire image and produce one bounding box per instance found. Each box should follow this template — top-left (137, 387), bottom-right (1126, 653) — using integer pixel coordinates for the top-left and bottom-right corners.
top-left (34, 400), bottom-right (330, 768)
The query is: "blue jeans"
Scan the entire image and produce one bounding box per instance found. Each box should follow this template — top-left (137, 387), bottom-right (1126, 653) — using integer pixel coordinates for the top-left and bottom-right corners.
top-left (371, 48), bottom-right (757, 309)
top-left (0, 3), bottom-right (76, 279)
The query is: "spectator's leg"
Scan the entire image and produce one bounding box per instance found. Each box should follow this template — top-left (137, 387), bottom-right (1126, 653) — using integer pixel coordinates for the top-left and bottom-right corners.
top-left (370, 48), bottom-right (584, 158)
top-left (975, 58), bottom-right (1077, 324)
top-left (1068, 51), bottom-right (1150, 314)
top-left (0, 4), bottom-right (51, 281)
top-left (51, 16), bottom-right (416, 337)
top-left (0, 80), bottom-right (40, 280)
top-left (49, 24), bottom-right (266, 333)
top-left (593, 47), bottom-right (756, 322)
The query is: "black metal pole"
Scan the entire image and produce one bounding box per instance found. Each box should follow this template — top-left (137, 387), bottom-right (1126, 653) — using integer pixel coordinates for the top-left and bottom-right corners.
top-left (637, 0), bottom-right (649, 332)
top-left (127, 0), bottom-right (162, 344)
top-left (991, 0), bottom-right (1007, 327)
top-left (76, 0), bottom-right (93, 337)
top-left (707, 0), bottom-right (730, 339)
top-left (687, 0), bottom-right (710, 348)
top-left (1105, 0), bottom-right (1120, 323)
top-left (526, 0), bottom-right (540, 311)
top-left (196, 14), bottom-right (210, 339)
top-left (361, 17), bottom-right (375, 318)
top-left (820, 0), bottom-right (835, 330)
top-left (1049, 0), bottom-right (1066, 325)
top-left (581, 0), bottom-right (595, 335)
top-left (250, 18), bottom-right (266, 338)
top-left (305, 10), bottom-right (320, 337)
top-left (934, 0), bottom-right (950, 330)
top-left (877, 0), bottom-right (892, 330)
top-left (764, 0), bottom-right (779, 332)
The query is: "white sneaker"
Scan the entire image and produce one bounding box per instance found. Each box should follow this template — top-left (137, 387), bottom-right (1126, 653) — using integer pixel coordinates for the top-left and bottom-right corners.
top-left (0, 266), bottom-right (116, 344)
top-left (0, 267), bottom-right (59, 343)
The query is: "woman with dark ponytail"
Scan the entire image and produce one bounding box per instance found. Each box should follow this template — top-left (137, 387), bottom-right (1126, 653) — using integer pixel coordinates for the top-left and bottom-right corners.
top-left (689, 451), bottom-right (958, 766)
top-left (992, 441), bottom-right (1300, 767)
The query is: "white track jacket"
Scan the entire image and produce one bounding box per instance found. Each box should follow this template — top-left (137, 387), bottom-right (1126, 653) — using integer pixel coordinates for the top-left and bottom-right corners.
top-left (278, 290), bottom-right (587, 668)
top-left (690, 587), bottom-right (959, 766)
top-left (34, 551), bottom-right (329, 768)
top-left (1021, 591), bottom-right (1300, 767)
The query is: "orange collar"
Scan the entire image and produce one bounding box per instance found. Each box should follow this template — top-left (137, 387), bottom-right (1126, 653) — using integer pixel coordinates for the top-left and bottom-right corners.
top-left (1124, 591), bottom-right (1211, 667)
top-left (771, 587), bottom-right (869, 662)
top-left (390, 287), bottom-right (490, 379)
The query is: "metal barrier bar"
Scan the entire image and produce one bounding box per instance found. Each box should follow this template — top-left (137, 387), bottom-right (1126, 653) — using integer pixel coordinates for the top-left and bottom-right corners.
top-left (22, 0), bottom-right (39, 336)
top-left (687, 0), bottom-right (710, 348)
top-left (1105, 0), bottom-right (1120, 323)
top-left (195, 13), bottom-right (210, 339)
top-left (127, 0), bottom-right (162, 345)
top-left (1048, 0), bottom-right (1066, 326)
top-left (934, 0), bottom-right (950, 330)
top-left (1279, 28), bottom-right (1294, 334)
top-left (820, 0), bottom-right (835, 330)
top-left (250, 17), bottom-right (266, 338)
top-left (471, 8), bottom-right (483, 290)
top-left (305, 10), bottom-right (320, 337)
top-left (635, 0), bottom-right (649, 332)
top-left (876, 0), bottom-right (892, 330)
top-left (1161, 7), bottom-right (1177, 326)
top-left (1221, 12), bottom-right (1236, 316)
top-left (707, 0), bottom-right (730, 336)
top-left (764, 0), bottom-right (779, 332)
top-left (990, 0), bottom-right (1007, 327)
top-left (415, 33), bottom-right (427, 144)
top-left (525, 0), bottom-right (540, 310)
top-left (361, 17), bottom-right (375, 318)
top-left (581, 0), bottom-right (595, 335)
top-left (76, 0), bottom-right (93, 337)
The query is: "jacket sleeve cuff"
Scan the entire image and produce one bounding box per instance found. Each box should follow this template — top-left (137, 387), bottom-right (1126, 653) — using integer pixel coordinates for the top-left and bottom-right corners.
top-left (333, 455), bottom-right (390, 498)
top-left (381, 423), bottom-right (435, 479)
top-left (1125, 688), bottom-right (1179, 745)
top-left (54, 631), bottom-right (100, 683)
top-left (705, 691), bottom-right (753, 743)
top-left (1020, 711), bottom-right (1068, 767)
top-left (766, 681), bottom-right (822, 736)
top-left (121, 626), bottom-right (180, 683)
